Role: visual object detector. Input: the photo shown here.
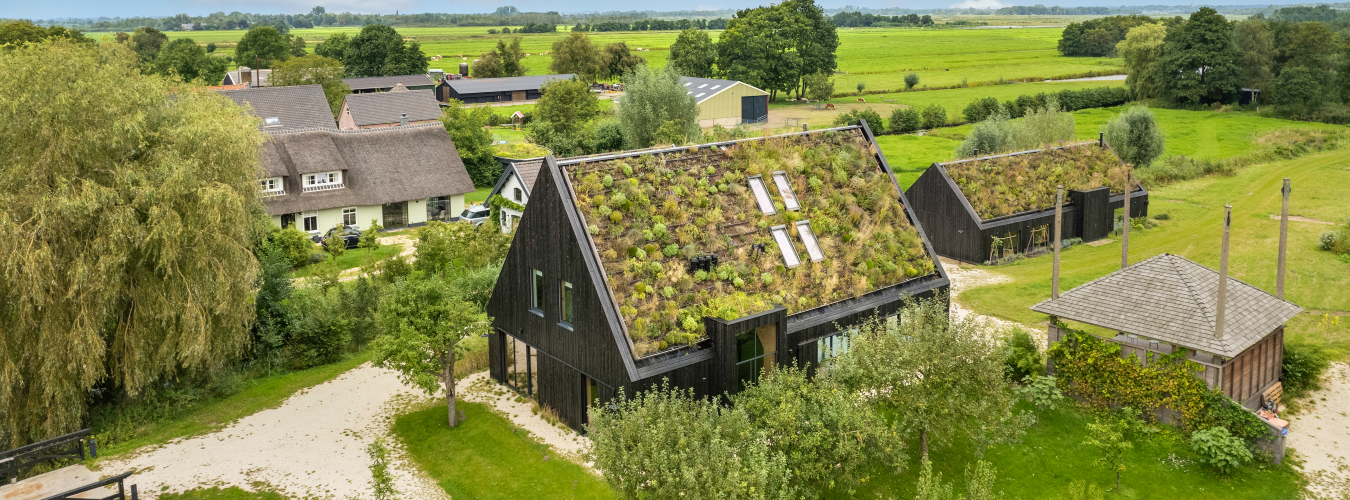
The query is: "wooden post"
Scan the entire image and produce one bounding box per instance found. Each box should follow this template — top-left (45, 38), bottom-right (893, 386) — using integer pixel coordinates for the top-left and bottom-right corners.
top-left (1121, 167), bottom-right (1131, 269)
top-left (1053, 185), bottom-right (1064, 300)
top-left (1215, 204), bottom-right (1232, 340)
top-left (1277, 178), bottom-right (1290, 300)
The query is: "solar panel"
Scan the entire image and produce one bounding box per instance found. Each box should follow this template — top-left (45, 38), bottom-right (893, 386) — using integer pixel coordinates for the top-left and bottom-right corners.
top-left (747, 175), bottom-right (776, 215)
top-left (796, 221), bottom-right (824, 262)
top-left (771, 171), bottom-right (799, 211)
top-left (771, 225), bottom-right (801, 268)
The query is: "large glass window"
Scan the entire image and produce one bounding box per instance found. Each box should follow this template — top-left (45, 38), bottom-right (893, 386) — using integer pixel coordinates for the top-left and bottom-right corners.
top-left (504, 335), bottom-right (538, 396)
top-left (302, 214), bottom-right (318, 232)
top-left (815, 330), bottom-right (854, 375)
top-left (427, 197), bottom-right (453, 222)
top-left (560, 280), bottom-right (574, 326)
top-left (735, 326), bottom-right (776, 393)
top-left (531, 270), bottom-right (544, 314)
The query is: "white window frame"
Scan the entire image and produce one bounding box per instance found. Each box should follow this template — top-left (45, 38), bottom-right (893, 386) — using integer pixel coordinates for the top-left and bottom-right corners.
top-left (796, 220), bottom-right (824, 262)
top-left (531, 269), bottom-right (544, 315)
top-left (342, 207), bottom-right (357, 227)
top-left (259, 177), bottom-right (284, 195)
top-left (303, 171), bottom-right (344, 192)
top-left (747, 175), bottom-right (776, 215)
top-left (513, 187), bottom-right (522, 202)
top-left (772, 171), bottom-right (800, 211)
top-left (302, 213), bottom-right (319, 232)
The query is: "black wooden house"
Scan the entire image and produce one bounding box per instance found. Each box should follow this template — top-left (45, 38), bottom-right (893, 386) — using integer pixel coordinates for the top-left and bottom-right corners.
top-left (905, 142), bottom-right (1149, 264)
top-left (485, 123), bottom-right (950, 432)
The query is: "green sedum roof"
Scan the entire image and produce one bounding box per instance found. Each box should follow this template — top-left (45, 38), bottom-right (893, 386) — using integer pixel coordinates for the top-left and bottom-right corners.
top-left (943, 143), bottom-right (1129, 220)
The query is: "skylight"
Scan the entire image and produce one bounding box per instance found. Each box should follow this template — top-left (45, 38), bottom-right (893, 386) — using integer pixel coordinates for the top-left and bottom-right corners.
top-left (684, 82), bottom-right (692, 86)
top-left (772, 171), bottom-right (799, 211)
top-left (264, 117), bottom-right (281, 127)
top-left (747, 175), bottom-right (776, 215)
top-left (696, 93), bottom-right (706, 98)
top-left (698, 84), bottom-right (708, 88)
top-left (796, 221), bottom-right (824, 262)
top-left (710, 85), bottom-right (721, 90)
top-left (771, 225), bottom-right (801, 268)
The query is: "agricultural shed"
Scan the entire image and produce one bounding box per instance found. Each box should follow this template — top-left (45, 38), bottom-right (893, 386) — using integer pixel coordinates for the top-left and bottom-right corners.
top-left (1032, 253), bottom-right (1303, 410)
top-left (438, 74), bottom-right (578, 104)
top-left (338, 89), bottom-right (442, 130)
top-left (257, 123), bottom-right (475, 234)
top-left (342, 74), bottom-right (436, 94)
top-left (904, 142), bottom-right (1148, 264)
top-left (218, 84), bottom-right (336, 132)
top-left (680, 76), bottom-right (770, 127)
top-left (484, 122), bottom-right (950, 432)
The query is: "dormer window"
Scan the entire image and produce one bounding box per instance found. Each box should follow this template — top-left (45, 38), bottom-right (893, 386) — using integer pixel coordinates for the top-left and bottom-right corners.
top-left (263, 117), bottom-right (281, 128)
top-left (303, 171), bottom-right (344, 192)
top-left (259, 177), bottom-right (284, 196)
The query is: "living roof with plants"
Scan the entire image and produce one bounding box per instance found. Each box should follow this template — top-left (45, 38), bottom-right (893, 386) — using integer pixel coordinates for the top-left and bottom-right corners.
top-left (943, 143), bottom-right (1129, 220)
top-left (492, 142), bottom-right (551, 159)
top-left (563, 128), bottom-right (937, 358)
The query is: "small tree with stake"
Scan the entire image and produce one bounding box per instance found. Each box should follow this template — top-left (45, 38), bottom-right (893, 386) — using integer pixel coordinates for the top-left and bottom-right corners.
top-left (1084, 418), bottom-right (1132, 492)
top-left (372, 275), bottom-right (491, 427)
top-left (324, 222), bottom-right (346, 261)
top-left (359, 218), bottom-right (383, 254)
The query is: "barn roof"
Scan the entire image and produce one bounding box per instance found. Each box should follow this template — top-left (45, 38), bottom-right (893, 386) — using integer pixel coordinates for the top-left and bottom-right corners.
top-left (219, 85), bottom-right (335, 131)
top-left (342, 90), bottom-right (442, 127)
top-left (343, 74), bottom-right (436, 91)
top-left (556, 126), bottom-right (941, 357)
top-left (443, 74), bottom-right (578, 95)
top-left (259, 123), bottom-right (475, 215)
top-left (679, 76), bottom-right (766, 103)
top-left (1031, 253), bottom-right (1303, 358)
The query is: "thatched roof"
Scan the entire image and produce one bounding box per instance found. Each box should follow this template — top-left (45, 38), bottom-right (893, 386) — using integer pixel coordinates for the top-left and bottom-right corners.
top-left (1031, 253), bottom-right (1303, 358)
top-left (260, 123), bottom-right (475, 215)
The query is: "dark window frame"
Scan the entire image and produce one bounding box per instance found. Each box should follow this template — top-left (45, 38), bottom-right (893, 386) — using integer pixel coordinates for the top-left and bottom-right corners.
top-left (530, 269), bottom-right (544, 316)
top-left (559, 280), bottom-right (574, 329)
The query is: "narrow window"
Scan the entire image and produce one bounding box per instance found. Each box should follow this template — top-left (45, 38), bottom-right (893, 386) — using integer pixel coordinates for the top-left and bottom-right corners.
top-left (531, 269), bottom-right (544, 314)
top-left (796, 220), bottom-right (824, 262)
top-left (770, 225), bottom-right (801, 268)
top-left (342, 207), bottom-right (357, 227)
top-left (514, 187), bottom-right (523, 202)
top-left (772, 171), bottom-right (799, 211)
top-left (560, 280), bottom-right (574, 326)
top-left (302, 214), bottom-right (318, 232)
top-left (747, 175), bottom-right (776, 215)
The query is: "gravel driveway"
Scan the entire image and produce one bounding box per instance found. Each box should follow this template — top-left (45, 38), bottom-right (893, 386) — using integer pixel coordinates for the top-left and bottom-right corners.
top-left (1288, 362), bottom-right (1350, 499)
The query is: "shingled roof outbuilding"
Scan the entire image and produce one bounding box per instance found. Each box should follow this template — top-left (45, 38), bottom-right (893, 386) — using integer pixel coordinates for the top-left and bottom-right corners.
top-left (259, 123), bottom-right (475, 215)
top-left (341, 89), bottom-right (442, 128)
top-left (1031, 253), bottom-right (1303, 358)
top-left (219, 85), bottom-right (336, 131)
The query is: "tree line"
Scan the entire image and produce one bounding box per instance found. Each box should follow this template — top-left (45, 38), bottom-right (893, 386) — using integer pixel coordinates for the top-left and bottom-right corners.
top-left (1058, 15), bottom-right (1184, 57)
top-left (573, 18), bottom-right (729, 32)
top-left (996, 5), bottom-right (1126, 16)
top-left (829, 12), bottom-right (934, 28)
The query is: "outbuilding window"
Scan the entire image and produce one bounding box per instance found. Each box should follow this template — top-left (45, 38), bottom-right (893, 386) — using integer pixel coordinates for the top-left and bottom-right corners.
top-left (560, 280), bottom-right (574, 327)
top-left (531, 269), bottom-right (544, 315)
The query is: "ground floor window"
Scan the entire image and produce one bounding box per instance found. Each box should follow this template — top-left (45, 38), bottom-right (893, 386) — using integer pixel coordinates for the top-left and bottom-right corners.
top-left (736, 327), bottom-right (776, 393)
top-left (342, 207), bottom-right (357, 227)
top-left (302, 214), bottom-right (318, 232)
top-left (503, 335), bottom-right (538, 396)
top-left (382, 202), bottom-right (408, 228)
top-left (427, 197), bottom-right (453, 222)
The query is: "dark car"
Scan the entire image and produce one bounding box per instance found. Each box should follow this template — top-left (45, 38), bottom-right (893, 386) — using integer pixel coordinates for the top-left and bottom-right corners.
top-left (319, 225), bottom-right (362, 249)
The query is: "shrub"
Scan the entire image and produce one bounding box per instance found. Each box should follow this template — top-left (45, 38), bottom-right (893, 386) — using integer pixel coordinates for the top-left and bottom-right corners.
top-left (1282, 341), bottom-right (1330, 398)
top-left (1102, 106), bottom-right (1165, 167)
top-left (921, 104), bottom-right (947, 129)
top-left (288, 287), bottom-right (352, 368)
top-left (963, 97), bottom-right (1003, 123)
top-left (832, 107), bottom-right (884, 129)
top-left (1190, 427), bottom-right (1253, 474)
top-left (1153, 212), bottom-right (1171, 220)
top-left (889, 107), bottom-right (923, 133)
top-left (1002, 329), bottom-right (1044, 382)
top-left (904, 72), bottom-right (920, 89)
top-left (954, 100), bottom-right (1075, 158)
top-left (1019, 375), bottom-right (1065, 411)
top-left (267, 226), bottom-right (316, 268)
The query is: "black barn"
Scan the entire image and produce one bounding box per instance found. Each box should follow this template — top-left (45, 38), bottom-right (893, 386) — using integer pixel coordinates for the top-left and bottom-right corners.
top-left (905, 142), bottom-right (1149, 265)
top-left (437, 74), bottom-right (578, 104)
top-left (485, 122), bottom-right (950, 432)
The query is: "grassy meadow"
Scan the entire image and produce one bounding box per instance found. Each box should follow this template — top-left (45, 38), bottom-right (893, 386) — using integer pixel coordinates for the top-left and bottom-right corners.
top-left (92, 25), bottom-right (1122, 95)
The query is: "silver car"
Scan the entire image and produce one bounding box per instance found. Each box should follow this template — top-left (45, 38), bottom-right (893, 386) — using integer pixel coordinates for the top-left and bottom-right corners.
top-left (460, 204), bottom-right (490, 226)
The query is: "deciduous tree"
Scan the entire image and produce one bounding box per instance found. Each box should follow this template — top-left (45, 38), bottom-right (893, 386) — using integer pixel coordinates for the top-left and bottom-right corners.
top-left (313, 32), bottom-right (349, 60)
top-left (153, 38), bottom-right (228, 84)
top-left (128, 26), bottom-right (169, 63)
top-left (1084, 418), bottom-right (1133, 491)
top-left (343, 24), bottom-right (427, 78)
top-left (1102, 106), bottom-right (1165, 167)
top-left (668, 28), bottom-right (716, 78)
top-left (372, 274), bottom-right (489, 428)
top-left (0, 41), bottom-right (264, 446)
top-left (526, 77), bottom-right (599, 155)
top-left (1116, 23), bottom-right (1167, 99)
top-left (1232, 19), bottom-right (1274, 95)
top-left (616, 65), bottom-right (700, 148)
top-left (599, 42), bottom-right (645, 82)
top-left (1155, 7), bottom-right (1242, 105)
top-left (439, 100), bottom-right (498, 186)
top-left (549, 31), bottom-right (601, 82)
top-left (235, 26), bottom-right (290, 68)
top-left (0, 20), bottom-right (91, 47)
top-left (270, 54), bottom-right (351, 117)
top-left (803, 71), bottom-right (834, 102)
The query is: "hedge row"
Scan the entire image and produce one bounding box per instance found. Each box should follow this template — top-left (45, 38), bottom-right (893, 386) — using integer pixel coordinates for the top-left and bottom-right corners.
top-left (964, 86), bottom-right (1134, 123)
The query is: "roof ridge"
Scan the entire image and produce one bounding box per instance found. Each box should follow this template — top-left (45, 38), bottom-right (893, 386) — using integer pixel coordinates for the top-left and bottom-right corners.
top-left (1168, 254), bottom-right (1216, 330)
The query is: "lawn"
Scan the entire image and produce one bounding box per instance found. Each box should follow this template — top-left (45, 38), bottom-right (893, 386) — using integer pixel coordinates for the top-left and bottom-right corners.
top-left (959, 149), bottom-right (1350, 358)
top-left (466, 186), bottom-right (493, 204)
top-left (876, 133), bottom-right (961, 189)
top-left (95, 351), bottom-right (372, 458)
top-left (289, 241), bottom-right (404, 278)
top-left (780, 79), bottom-right (1127, 124)
top-left (394, 402), bottom-right (616, 500)
top-left (97, 26), bottom-right (1122, 96)
top-left (839, 402), bottom-right (1303, 499)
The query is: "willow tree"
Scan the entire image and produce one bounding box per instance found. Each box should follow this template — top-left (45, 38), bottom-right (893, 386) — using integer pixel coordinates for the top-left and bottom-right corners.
top-left (0, 41), bottom-right (266, 447)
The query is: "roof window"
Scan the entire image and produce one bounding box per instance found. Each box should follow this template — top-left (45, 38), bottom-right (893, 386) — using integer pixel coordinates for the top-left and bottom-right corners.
top-left (770, 225), bottom-right (801, 268)
top-left (747, 175), bottom-right (776, 215)
top-left (796, 221), bottom-right (824, 262)
top-left (696, 93), bottom-right (706, 98)
top-left (684, 82), bottom-right (692, 86)
top-left (263, 117), bottom-right (281, 127)
top-left (710, 85), bottom-right (722, 90)
top-left (771, 171), bottom-right (799, 211)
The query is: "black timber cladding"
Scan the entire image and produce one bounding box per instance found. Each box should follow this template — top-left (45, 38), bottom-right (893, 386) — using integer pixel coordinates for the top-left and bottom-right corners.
top-left (486, 121), bottom-right (950, 432)
top-left (904, 143), bottom-right (1149, 264)
top-left (440, 74), bottom-right (578, 104)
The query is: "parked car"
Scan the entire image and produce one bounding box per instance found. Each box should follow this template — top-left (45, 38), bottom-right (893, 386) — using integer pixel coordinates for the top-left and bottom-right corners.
top-left (319, 225), bottom-right (362, 249)
top-left (461, 204), bottom-right (490, 226)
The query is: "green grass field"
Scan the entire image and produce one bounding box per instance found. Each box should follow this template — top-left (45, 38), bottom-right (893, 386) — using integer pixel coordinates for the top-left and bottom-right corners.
top-left (394, 403), bottom-right (616, 500)
top-left (290, 241), bottom-right (403, 278)
top-left (959, 149), bottom-right (1350, 359)
top-left (780, 79), bottom-right (1126, 123)
top-left (93, 26), bottom-right (1121, 95)
top-left (95, 351), bottom-right (372, 458)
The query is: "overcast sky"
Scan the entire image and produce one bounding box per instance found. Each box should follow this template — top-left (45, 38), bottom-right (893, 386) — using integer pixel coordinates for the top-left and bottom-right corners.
top-left (5, 0), bottom-right (1311, 21)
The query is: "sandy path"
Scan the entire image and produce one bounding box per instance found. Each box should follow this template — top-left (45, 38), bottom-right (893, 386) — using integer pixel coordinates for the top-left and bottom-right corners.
top-left (1287, 362), bottom-right (1350, 499)
top-left (100, 364), bottom-right (446, 500)
top-left (940, 258), bottom-right (1038, 340)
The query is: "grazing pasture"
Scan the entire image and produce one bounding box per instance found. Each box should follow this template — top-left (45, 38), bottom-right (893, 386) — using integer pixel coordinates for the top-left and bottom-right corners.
top-left (93, 26), bottom-right (1123, 94)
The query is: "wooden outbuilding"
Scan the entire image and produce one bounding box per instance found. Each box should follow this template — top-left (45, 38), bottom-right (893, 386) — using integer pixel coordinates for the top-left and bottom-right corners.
top-left (1032, 253), bottom-right (1303, 410)
top-left (484, 122), bottom-right (950, 432)
top-left (436, 74), bottom-right (577, 104)
top-left (905, 142), bottom-right (1148, 264)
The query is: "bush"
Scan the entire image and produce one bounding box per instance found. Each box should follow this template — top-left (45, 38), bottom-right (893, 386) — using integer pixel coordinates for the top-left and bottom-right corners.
top-left (1190, 427), bottom-right (1253, 474)
top-left (1102, 106), bottom-right (1165, 167)
top-left (1153, 212), bottom-right (1171, 220)
top-left (832, 107), bottom-right (884, 129)
top-left (921, 104), bottom-right (947, 129)
top-left (904, 72), bottom-right (920, 89)
top-left (955, 100), bottom-right (1074, 157)
top-left (963, 97), bottom-right (1003, 123)
top-left (267, 226), bottom-right (316, 268)
top-left (590, 119), bottom-right (626, 154)
top-left (288, 287), bottom-right (353, 368)
top-left (889, 107), bottom-right (923, 133)
top-left (1319, 231), bottom-right (1341, 251)
top-left (1002, 329), bottom-right (1044, 382)
top-left (1282, 341), bottom-right (1330, 399)
top-left (1019, 375), bottom-right (1065, 410)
